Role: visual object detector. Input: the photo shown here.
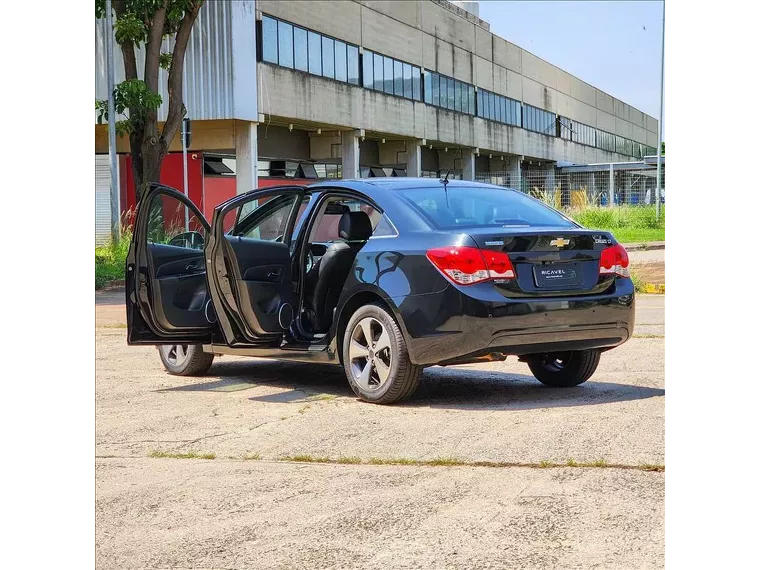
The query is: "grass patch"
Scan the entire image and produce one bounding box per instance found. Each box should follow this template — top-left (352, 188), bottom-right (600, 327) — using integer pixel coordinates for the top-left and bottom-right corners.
top-left (98, 323), bottom-right (128, 329)
top-left (307, 394), bottom-right (337, 402)
top-left (278, 454), bottom-right (662, 472)
top-left (568, 205), bottom-right (664, 244)
top-left (336, 456), bottom-right (362, 464)
top-left (149, 450), bottom-right (216, 460)
top-left (280, 454), bottom-right (331, 463)
top-left (240, 453), bottom-right (262, 461)
top-left (95, 229), bottom-right (132, 289)
top-left (297, 405), bottom-right (311, 414)
top-left (633, 333), bottom-right (664, 339)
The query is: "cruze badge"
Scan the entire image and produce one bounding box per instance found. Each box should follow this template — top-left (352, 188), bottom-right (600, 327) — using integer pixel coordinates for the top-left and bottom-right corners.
top-left (550, 238), bottom-right (570, 248)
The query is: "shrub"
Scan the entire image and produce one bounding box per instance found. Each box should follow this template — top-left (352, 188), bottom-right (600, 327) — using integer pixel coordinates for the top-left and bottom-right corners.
top-left (95, 228), bottom-right (132, 289)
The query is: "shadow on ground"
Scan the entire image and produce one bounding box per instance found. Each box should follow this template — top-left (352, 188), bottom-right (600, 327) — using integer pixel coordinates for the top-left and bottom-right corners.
top-left (158, 358), bottom-right (664, 411)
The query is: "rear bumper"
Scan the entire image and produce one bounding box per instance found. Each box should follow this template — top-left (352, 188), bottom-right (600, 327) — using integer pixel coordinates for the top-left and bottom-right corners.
top-left (393, 279), bottom-right (635, 366)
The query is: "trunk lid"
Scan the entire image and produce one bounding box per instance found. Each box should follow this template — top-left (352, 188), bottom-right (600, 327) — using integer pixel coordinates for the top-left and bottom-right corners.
top-left (467, 226), bottom-right (618, 297)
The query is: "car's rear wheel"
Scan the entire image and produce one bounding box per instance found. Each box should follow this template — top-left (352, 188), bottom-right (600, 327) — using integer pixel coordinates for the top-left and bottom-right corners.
top-left (158, 344), bottom-right (214, 376)
top-left (526, 349), bottom-right (600, 387)
top-left (342, 303), bottom-right (421, 404)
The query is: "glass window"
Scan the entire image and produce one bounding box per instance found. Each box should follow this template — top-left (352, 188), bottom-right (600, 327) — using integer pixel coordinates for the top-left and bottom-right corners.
top-left (447, 77), bottom-right (455, 109)
top-left (455, 81), bottom-right (463, 112)
top-left (277, 21), bottom-right (293, 68)
top-left (363, 50), bottom-right (374, 87)
top-left (412, 67), bottom-right (421, 101)
top-left (397, 186), bottom-right (574, 230)
top-left (394, 59), bottom-right (403, 96)
top-left (500, 96), bottom-right (507, 123)
top-left (146, 193), bottom-right (206, 248)
top-left (308, 31), bottom-right (321, 75)
top-left (334, 40), bottom-right (347, 82)
top-left (489, 92), bottom-right (495, 120)
top-left (431, 73), bottom-right (439, 106)
top-left (424, 71), bottom-right (432, 104)
top-left (294, 27), bottom-right (308, 71)
top-left (384, 56), bottom-right (394, 94)
top-left (477, 89), bottom-right (483, 116)
top-left (234, 194), bottom-right (301, 241)
top-left (373, 53), bottom-right (383, 91)
top-left (347, 45), bottom-right (359, 85)
top-left (403, 63), bottom-right (412, 99)
top-left (468, 87), bottom-right (475, 115)
top-left (322, 37), bottom-right (335, 78)
top-left (262, 16), bottom-right (278, 63)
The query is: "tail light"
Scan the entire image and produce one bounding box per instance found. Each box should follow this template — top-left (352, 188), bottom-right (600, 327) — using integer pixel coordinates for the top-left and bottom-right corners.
top-left (426, 246), bottom-right (515, 285)
top-left (599, 244), bottom-right (630, 277)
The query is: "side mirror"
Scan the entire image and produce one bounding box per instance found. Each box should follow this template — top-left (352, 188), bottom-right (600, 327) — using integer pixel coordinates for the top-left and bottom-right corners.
top-left (169, 231), bottom-right (205, 250)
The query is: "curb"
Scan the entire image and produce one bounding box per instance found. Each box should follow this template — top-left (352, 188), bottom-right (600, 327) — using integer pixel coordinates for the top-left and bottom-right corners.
top-left (622, 242), bottom-right (665, 252)
top-left (640, 283), bottom-right (665, 294)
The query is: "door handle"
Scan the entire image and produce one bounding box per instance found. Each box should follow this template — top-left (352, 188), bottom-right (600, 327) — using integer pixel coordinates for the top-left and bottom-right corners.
top-left (267, 269), bottom-right (282, 279)
top-left (185, 262), bottom-right (203, 272)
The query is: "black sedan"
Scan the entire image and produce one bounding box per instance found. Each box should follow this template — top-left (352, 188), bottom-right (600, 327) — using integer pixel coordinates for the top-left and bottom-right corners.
top-left (126, 178), bottom-right (634, 404)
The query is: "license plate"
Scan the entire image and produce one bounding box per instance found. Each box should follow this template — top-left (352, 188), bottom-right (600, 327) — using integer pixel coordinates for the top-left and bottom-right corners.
top-left (534, 263), bottom-right (581, 288)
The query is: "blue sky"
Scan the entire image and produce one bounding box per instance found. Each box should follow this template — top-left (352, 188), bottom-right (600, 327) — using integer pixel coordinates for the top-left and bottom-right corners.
top-left (478, 1), bottom-right (664, 137)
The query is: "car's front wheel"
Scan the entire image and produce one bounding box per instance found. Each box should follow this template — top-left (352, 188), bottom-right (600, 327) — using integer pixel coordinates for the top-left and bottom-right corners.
top-left (526, 349), bottom-right (600, 387)
top-left (342, 303), bottom-right (422, 404)
top-left (158, 344), bottom-right (215, 376)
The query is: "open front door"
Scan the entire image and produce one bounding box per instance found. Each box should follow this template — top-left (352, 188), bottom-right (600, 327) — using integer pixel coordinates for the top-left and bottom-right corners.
top-left (126, 184), bottom-right (215, 345)
top-left (206, 187), bottom-right (307, 346)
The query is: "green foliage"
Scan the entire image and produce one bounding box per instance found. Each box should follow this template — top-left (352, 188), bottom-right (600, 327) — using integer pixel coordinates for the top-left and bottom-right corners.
top-left (114, 12), bottom-right (147, 43)
top-left (95, 227), bottom-right (132, 289)
top-left (159, 52), bottom-right (173, 70)
top-left (114, 79), bottom-right (162, 118)
top-left (568, 205), bottom-right (664, 244)
top-left (661, 141), bottom-right (665, 155)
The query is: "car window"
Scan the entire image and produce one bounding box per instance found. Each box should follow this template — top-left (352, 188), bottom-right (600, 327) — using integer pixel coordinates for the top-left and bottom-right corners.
top-left (309, 197), bottom-right (395, 242)
top-left (396, 186), bottom-right (575, 229)
top-left (227, 194), bottom-right (306, 242)
top-left (145, 192), bottom-right (206, 250)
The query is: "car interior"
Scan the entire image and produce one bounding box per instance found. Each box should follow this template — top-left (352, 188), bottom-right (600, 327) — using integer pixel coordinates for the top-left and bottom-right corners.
top-left (141, 189), bottom-right (390, 343)
top-left (298, 197), bottom-right (387, 335)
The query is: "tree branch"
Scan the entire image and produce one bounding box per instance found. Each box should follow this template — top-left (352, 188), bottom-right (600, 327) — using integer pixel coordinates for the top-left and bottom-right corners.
top-left (144, 0), bottom-right (167, 92)
top-left (112, 1), bottom-right (138, 80)
top-left (161, 1), bottom-right (203, 149)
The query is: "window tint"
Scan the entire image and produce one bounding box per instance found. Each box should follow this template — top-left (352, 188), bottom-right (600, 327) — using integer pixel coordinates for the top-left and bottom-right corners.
top-left (233, 194), bottom-right (303, 241)
top-left (347, 45), bottom-right (359, 85)
top-left (321, 36), bottom-right (335, 79)
top-left (307, 31), bottom-right (321, 75)
top-left (262, 16), bottom-right (278, 63)
top-left (277, 21), bottom-right (293, 68)
top-left (334, 40), bottom-right (347, 82)
top-left (146, 193), bottom-right (206, 249)
top-left (294, 27), bottom-right (308, 71)
top-left (412, 66), bottom-right (421, 100)
top-left (397, 187), bottom-right (574, 229)
top-left (309, 197), bottom-right (394, 242)
top-left (373, 53), bottom-right (383, 91)
top-left (383, 57), bottom-right (393, 94)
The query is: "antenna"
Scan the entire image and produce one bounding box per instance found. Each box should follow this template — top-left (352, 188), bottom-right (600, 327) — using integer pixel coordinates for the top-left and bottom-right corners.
top-left (439, 147), bottom-right (463, 208)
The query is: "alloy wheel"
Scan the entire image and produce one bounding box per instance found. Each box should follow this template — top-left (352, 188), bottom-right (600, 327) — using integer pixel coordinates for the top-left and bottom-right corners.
top-left (161, 344), bottom-right (189, 366)
top-left (348, 317), bottom-right (393, 391)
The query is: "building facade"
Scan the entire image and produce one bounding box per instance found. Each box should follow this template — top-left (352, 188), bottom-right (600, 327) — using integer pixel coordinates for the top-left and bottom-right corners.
top-left (94, 0), bottom-right (658, 241)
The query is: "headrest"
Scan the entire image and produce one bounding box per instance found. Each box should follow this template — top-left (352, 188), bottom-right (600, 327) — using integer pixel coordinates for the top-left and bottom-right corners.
top-left (338, 211), bottom-right (373, 241)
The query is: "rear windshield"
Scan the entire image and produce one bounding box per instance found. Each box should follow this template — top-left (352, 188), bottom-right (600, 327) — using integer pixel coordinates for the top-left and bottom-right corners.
top-left (397, 186), bottom-right (576, 229)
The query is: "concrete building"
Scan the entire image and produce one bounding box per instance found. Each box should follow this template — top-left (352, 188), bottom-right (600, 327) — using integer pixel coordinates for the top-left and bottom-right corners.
top-left (94, 0), bottom-right (658, 241)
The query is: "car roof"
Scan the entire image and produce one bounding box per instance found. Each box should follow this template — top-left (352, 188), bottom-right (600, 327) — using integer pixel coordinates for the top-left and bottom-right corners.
top-left (306, 177), bottom-right (515, 192)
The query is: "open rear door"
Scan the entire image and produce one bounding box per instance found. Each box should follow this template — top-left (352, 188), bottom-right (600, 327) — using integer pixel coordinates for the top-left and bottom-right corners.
top-left (126, 184), bottom-right (216, 345)
top-left (205, 187), bottom-right (307, 346)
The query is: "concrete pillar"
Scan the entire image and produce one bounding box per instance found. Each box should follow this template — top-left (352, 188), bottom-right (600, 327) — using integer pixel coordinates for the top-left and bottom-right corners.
top-left (341, 129), bottom-right (362, 179)
top-left (406, 139), bottom-right (423, 177)
top-left (506, 155), bottom-right (522, 189)
top-left (462, 150), bottom-right (476, 181)
top-left (235, 120), bottom-right (258, 194)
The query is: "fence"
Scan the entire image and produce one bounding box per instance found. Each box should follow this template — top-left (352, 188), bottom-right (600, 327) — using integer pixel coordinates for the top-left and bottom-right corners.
top-left (476, 166), bottom-right (665, 210)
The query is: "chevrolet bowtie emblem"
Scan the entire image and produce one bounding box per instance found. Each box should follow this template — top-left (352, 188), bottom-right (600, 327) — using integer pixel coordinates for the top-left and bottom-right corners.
top-left (550, 238), bottom-right (570, 248)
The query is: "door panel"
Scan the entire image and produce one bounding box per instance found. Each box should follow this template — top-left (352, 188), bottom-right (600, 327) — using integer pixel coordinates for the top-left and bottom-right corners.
top-left (126, 184), bottom-right (215, 345)
top-left (206, 187), bottom-right (307, 345)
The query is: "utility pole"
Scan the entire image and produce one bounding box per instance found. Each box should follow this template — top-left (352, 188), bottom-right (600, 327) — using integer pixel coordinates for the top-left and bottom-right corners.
top-left (106, 0), bottom-right (120, 243)
top-left (655, 0), bottom-right (665, 220)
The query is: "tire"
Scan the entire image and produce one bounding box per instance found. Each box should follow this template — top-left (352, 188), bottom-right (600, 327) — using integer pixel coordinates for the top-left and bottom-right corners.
top-left (526, 349), bottom-right (600, 387)
top-left (342, 303), bottom-right (422, 404)
top-left (158, 344), bottom-right (215, 376)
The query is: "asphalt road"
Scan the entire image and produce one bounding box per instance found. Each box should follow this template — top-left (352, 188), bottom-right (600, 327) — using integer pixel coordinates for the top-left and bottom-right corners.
top-left (96, 292), bottom-right (664, 569)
